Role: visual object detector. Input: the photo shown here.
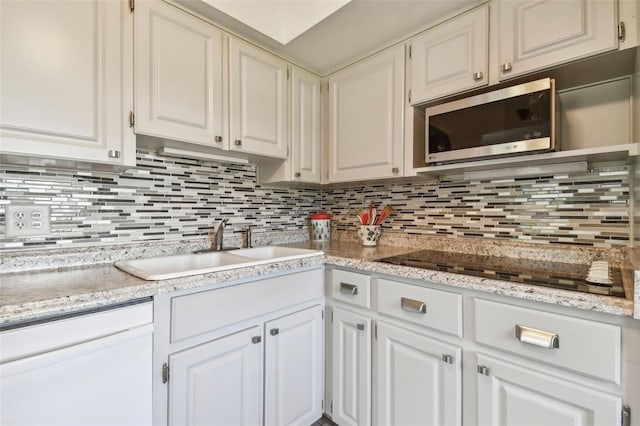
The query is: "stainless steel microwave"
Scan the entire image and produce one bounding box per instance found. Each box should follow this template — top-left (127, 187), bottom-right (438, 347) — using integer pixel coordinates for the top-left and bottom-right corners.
top-left (425, 78), bottom-right (557, 165)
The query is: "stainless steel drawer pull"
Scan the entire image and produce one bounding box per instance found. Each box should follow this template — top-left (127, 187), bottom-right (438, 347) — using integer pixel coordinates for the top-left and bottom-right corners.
top-left (401, 297), bottom-right (426, 314)
top-left (270, 328), bottom-right (279, 336)
top-left (356, 323), bottom-right (365, 331)
top-left (515, 324), bottom-right (559, 349)
top-left (442, 354), bottom-right (453, 364)
top-left (340, 282), bottom-right (358, 296)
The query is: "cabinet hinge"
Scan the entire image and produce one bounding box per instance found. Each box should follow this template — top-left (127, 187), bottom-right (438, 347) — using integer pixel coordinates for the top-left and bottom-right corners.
top-left (128, 0), bottom-right (134, 12)
top-left (409, 45), bottom-right (412, 59)
top-left (622, 405), bottom-right (631, 426)
top-left (618, 22), bottom-right (626, 42)
top-left (129, 111), bottom-right (135, 127)
top-left (162, 362), bottom-right (170, 384)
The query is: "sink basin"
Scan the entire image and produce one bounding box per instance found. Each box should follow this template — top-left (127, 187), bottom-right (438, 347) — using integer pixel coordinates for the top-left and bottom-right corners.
top-left (115, 246), bottom-right (323, 280)
top-left (232, 246), bottom-right (322, 261)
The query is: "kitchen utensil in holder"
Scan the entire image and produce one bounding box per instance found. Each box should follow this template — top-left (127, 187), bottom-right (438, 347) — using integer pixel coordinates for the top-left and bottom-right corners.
top-left (358, 225), bottom-right (381, 246)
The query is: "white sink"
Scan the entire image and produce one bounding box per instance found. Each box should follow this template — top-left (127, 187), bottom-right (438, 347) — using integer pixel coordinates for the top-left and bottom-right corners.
top-left (115, 246), bottom-right (322, 280)
top-left (232, 246), bottom-right (322, 261)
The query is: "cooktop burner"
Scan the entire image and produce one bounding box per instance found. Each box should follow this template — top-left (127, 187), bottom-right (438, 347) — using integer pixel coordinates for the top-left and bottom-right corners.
top-left (377, 249), bottom-right (625, 298)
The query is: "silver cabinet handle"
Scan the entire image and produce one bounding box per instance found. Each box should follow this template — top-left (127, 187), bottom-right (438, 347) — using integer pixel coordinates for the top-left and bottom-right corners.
top-left (251, 336), bottom-right (261, 344)
top-left (442, 354), bottom-right (453, 364)
top-left (234, 140), bottom-right (242, 146)
top-left (515, 324), bottom-right (559, 349)
top-left (356, 323), bottom-right (365, 331)
top-left (392, 167), bottom-right (399, 174)
top-left (294, 172), bottom-right (301, 177)
top-left (501, 62), bottom-right (512, 73)
top-left (477, 365), bottom-right (489, 376)
top-left (270, 328), bottom-right (279, 336)
top-left (473, 71), bottom-right (484, 80)
top-left (215, 136), bottom-right (222, 142)
top-left (401, 297), bottom-right (426, 314)
top-left (340, 282), bottom-right (358, 296)
top-left (108, 150), bottom-right (121, 159)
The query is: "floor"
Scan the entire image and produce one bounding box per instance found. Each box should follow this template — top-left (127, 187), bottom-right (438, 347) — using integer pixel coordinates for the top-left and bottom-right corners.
top-left (311, 415), bottom-right (337, 426)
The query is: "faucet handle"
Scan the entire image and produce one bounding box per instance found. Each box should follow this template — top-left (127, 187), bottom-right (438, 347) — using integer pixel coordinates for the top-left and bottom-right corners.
top-left (241, 226), bottom-right (252, 248)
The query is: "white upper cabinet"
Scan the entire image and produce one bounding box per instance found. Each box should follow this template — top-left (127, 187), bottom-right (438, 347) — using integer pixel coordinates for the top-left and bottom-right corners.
top-left (0, 0), bottom-right (135, 166)
top-left (291, 67), bottom-right (322, 183)
top-left (410, 5), bottom-right (489, 105)
top-left (328, 45), bottom-right (405, 183)
top-left (134, 0), bottom-right (226, 148)
top-left (497, 0), bottom-right (619, 80)
top-left (229, 38), bottom-right (288, 159)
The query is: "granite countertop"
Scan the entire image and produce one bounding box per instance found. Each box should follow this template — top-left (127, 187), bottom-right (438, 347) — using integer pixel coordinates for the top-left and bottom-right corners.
top-left (1, 238), bottom-right (636, 325)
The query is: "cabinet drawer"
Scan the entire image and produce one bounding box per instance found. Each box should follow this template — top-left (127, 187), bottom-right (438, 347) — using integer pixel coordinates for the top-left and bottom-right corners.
top-left (171, 269), bottom-right (323, 343)
top-left (474, 298), bottom-right (621, 383)
top-left (377, 279), bottom-right (462, 337)
top-left (329, 269), bottom-right (371, 309)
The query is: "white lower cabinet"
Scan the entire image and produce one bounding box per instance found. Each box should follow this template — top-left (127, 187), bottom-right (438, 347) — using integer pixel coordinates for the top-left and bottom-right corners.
top-left (376, 322), bottom-right (461, 426)
top-left (156, 269), bottom-right (324, 426)
top-left (476, 353), bottom-right (622, 426)
top-left (168, 326), bottom-right (262, 426)
top-left (332, 307), bottom-right (372, 426)
top-left (265, 305), bottom-right (324, 426)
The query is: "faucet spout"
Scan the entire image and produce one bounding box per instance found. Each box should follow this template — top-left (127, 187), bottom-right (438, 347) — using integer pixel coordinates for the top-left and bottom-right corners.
top-left (213, 219), bottom-right (229, 251)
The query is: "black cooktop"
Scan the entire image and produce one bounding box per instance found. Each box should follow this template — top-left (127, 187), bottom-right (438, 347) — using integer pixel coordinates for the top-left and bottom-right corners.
top-left (377, 249), bottom-right (625, 298)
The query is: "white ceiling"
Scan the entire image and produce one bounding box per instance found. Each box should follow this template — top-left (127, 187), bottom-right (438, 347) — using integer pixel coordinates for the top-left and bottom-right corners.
top-left (175, 0), bottom-right (484, 76)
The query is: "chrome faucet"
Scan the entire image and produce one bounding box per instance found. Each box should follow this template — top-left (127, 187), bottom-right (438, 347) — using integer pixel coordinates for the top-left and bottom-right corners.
top-left (213, 219), bottom-right (229, 251)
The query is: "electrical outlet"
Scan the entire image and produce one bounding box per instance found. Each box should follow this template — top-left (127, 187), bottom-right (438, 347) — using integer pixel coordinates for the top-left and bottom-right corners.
top-left (5, 204), bottom-right (51, 237)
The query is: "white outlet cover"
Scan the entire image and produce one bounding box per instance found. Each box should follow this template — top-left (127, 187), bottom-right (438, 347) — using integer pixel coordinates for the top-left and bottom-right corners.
top-left (5, 204), bottom-right (51, 237)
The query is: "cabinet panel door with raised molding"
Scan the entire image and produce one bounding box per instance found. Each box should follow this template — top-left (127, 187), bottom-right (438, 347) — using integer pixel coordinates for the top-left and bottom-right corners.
top-left (134, 0), bottom-right (225, 148)
top-left (229, 38), bottom-right (288, 159)
top-left (328, 45), bottom-right (405, 182)
top-left (291, 67), bottom-right (322, 183)
top-left (0, 0), bottom-right (134, 166)
top-left (476, 354), bottom-right (621, 426)
top-left (265, 305), bottom-right (324, 426)
top-left (168, 326), bottom-right (262, 426)
top-left (411, 5), bottom-right (488, 104)
top-left (498, 0), bottom-right (618, 80)
top-left (376, 322), bottom-right (461, 426)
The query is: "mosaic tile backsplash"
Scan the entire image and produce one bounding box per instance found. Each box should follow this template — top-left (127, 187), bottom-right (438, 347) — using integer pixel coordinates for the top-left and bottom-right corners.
top-left (325, 165), bottom-right (630, 248)
top-left (0, 151), bottom-right (631, 251)
top-left (1, 150), bottom-right (320, 250)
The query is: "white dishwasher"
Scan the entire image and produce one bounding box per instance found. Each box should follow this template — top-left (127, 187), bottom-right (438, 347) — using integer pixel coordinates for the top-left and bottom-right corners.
top-left (0, 300), bottom-right (153, 426)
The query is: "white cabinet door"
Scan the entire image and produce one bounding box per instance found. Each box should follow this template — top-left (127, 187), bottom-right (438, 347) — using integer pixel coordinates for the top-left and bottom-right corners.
top-left (376, 322), bottom-right (461, 426)
top-left (229, 38), bottom-right (288, 159)
top-left (134, 0), bottom-right (225, 148)
top-left (291, 67), bottom-right (322, 183)
top-left (328, 45), bottom-right (405, 182)
top-left (497, 0), bottom-right (618, 80)
top-left (332, 307), bottom-right (372, 426)
top-left (410, 5), bottom-right (488, 104)
top-left (265, 305), bottom-right (324, 426)
top-left (476, 354), bottom-right (621, 426)
top-left (169, 326), bottom-right (262, 426)
top-left (0, 0), bottom-right (135, 166)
